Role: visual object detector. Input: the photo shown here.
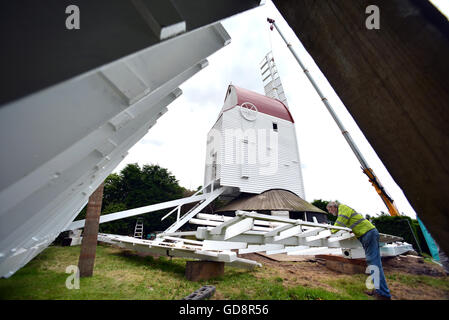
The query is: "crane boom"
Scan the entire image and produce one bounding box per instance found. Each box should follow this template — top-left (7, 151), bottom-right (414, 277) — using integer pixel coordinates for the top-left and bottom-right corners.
top-left (267, 18), bottom-right (400, 216)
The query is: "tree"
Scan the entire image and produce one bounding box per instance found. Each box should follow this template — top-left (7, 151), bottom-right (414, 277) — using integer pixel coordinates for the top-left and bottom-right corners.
top-left (74, 163), bottom-right (189, 236)
top-left (311, 199), bottom-right (328, 212)
top-left (311, 199), bottom-right (338, 223)
top-left (103, 173), bottom-right (123, 207)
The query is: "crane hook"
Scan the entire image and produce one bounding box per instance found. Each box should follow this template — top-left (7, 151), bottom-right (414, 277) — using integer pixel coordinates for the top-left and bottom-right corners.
top-left (267, 17), bottom-right (275, 30)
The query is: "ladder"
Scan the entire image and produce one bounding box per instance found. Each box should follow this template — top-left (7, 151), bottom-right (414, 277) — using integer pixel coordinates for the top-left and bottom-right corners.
top-left (134, 218), bottom-right (144, 239)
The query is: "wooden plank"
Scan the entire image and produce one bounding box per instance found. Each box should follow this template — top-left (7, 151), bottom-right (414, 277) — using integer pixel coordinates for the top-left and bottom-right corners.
top-left (327, 232), bottom-right (355, 243)
top-left (162, 236), bottom-right (203, 246)
top-left (189, 218), bottom-right (221, 227)
top-left (265, 247), bottom-right (289, 255)
top-left (185, 261), bottom-right (224, 281)
top-left (273, 225), bottom-right (303, 241)
top-left (266, 245), bottom-right (309, 255)
top-left (197, 213), bottom-right (232, 222)
top-left (78, 182), bottom-right (104, 278)
top-left (210, 216), bottom-right (243, 235)
top-left (238, 244), bottom-right (284, 254)
top-left (224, 218), bottom-right (254, 240)
top-left (202, 240), bottom-right (247, 251)
top-left (256, 252), bottom-right (315, 262)
top-left (284, 245), bottom-right (309, 253)
top-left (305, 230), bottom-right (331, 242)
top-left (297, 227), bottom-right (324, 238)
top-left (287, 247), bottom-right (329, 255)
top-left (252, 226), bottom-right (275, 232)
top-left (264, 223), bottom-right (294, 237)
top-left (238, 211), bottom-right (349, 232)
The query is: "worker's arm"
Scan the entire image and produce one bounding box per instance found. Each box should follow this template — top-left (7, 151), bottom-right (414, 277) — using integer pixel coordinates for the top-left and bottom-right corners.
top-left (331, 214), bottom-right (349, 234)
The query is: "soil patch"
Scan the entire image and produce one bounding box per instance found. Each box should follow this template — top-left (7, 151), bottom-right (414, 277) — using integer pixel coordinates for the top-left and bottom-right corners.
top-left (239, 253), bottom-right (449, 300)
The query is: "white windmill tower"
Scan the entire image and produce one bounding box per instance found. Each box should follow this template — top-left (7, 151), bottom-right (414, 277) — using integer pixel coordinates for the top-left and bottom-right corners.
top-left (203, 84), bottom-right (305, 199)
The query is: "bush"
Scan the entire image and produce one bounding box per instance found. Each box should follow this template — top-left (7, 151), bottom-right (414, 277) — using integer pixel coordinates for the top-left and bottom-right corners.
top-left (370, 215), bottom-right (430, 255)
top-left (311, 199), bottom-right (336, 223)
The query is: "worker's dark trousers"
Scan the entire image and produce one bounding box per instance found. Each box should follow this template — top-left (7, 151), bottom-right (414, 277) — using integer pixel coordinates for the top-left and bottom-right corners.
top-left (358, 229), bottom-right (391, 298)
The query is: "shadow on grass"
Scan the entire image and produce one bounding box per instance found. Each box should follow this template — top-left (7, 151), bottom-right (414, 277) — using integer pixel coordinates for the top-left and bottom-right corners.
top-left (109, 249), bottom-right (186, 276)
top-left (108, 248), bottom-right (259, 284)
top-left (202, 268), bottom-right (256, 285)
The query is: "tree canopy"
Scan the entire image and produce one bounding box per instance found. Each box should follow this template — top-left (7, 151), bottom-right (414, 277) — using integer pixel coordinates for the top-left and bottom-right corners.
top-left (311, 199), bottom-right (336, 223)
top-left (75, 163), bottom-right (188, 236)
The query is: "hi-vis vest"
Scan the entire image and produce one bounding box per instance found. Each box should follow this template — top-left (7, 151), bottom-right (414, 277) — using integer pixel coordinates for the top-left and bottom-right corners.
top-left (331, 204), bottom-right (375, 238)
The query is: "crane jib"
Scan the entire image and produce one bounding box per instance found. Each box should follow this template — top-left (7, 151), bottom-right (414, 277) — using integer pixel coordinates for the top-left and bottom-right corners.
top-left (267, 17), bottom-right (400, 217)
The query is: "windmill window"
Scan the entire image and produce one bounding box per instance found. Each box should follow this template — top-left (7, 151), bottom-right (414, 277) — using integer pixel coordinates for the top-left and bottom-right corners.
top-left (272, 122), bottom-right (278, 132)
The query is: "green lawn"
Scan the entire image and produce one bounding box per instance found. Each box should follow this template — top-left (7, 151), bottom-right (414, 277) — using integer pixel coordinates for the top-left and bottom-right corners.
top-left (0, 244), bottom-right (447, 300)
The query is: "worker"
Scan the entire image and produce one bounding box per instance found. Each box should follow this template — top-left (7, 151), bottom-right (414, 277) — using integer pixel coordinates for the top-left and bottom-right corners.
top-left (326, 201), bottom-right (392, 300)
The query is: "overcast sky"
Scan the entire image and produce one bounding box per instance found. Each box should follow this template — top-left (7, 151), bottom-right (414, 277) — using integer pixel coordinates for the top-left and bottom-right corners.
top-left (114, 0), bottom-right (448, 218)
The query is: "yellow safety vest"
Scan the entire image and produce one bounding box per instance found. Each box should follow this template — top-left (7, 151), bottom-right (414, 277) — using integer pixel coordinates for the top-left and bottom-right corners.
top-left (331, 204), bottom-right (375, 238)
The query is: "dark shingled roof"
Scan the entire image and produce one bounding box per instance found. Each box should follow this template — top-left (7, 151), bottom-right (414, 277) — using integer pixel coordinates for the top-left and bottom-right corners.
top-left (216, 189), bottom-right (326, 214)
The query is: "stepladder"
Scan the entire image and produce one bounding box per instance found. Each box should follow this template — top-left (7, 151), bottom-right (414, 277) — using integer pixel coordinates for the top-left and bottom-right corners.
top-left (134, 218), bottom-right (144, 239)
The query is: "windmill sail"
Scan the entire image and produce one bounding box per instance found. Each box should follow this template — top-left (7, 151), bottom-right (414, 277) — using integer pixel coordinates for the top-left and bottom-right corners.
top-left (260, 51), bottom-right (289, 107)
top-left (259, 51), bottom-right (306, 198)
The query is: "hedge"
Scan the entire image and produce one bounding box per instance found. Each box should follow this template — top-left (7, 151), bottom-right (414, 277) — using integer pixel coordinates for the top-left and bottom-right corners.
top-left (370, 215), bottom-right (430, 255)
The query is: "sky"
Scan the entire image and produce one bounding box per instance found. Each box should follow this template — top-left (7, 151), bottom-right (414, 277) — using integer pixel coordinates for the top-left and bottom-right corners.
top-left (429, 0), bottom-right (449, 19)
top-left (113, 0), bottom-right (448, 218)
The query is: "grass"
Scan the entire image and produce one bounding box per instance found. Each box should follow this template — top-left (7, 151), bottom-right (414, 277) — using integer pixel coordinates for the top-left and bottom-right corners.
top-left (386, 273), bottom-right (449, 291)
top-left (0, 245), bottom-right (345, 300)
top-left (324, 275), bottom-right (371, 300)
top-left (206, 272), bottom-right (348, 300)
top-left (0, 245), bottom-right (197, 300)
top-left (0, 244), bottom-right (448, 300)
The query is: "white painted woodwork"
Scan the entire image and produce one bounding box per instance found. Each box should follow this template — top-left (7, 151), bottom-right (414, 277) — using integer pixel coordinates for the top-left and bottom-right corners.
top-left (204, 86), bottom-right (305, 198)
top-left (0, 23), bottom-right (231, 278)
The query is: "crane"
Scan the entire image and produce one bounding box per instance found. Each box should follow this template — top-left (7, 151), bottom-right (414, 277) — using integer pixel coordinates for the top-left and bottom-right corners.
top-left (267, 18), bottom-right (400, 217)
